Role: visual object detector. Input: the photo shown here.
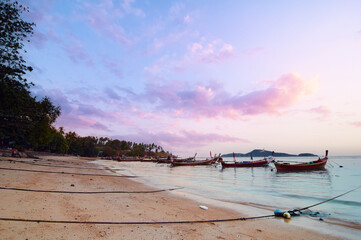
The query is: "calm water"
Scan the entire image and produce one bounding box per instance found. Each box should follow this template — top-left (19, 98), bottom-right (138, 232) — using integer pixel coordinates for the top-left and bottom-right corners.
top-left (97, 156), bottom-right (361, 237)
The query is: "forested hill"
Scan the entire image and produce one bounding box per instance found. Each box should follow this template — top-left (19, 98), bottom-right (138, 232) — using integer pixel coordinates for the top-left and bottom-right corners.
top-left (222, 149), bottom-right (317, 157)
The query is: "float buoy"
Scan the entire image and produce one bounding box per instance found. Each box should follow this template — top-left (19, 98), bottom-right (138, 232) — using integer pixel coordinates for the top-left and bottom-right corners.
top-left (274, 208), bottom-right (283, 216)
top-left (283, 212), bottom-right (291, 219)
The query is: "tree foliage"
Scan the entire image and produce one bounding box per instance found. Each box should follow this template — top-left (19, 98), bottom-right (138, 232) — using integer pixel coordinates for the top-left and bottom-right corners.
top-left (48, 128), bottom-right (69, 154)
top-left (0, 0), bottom-right (34, 88)
top-left (62, 133), bottom-right (165, 157)
top-left (0, 0), bottom-right (60, 149)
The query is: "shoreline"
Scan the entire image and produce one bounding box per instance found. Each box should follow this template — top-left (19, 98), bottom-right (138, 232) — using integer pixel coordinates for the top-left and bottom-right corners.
top-left (97, 159), bottom-right (361, 239)
top-left (0, 155), bottom-right (351, 239)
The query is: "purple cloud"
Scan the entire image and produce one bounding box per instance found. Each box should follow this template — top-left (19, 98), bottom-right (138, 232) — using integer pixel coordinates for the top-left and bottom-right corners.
top-left (83, 1), bottom-right (132, 45)
top-left (61, 33), bottom-right (94, 65)
top-left (77, 104), bottom-right (107, 116)
top-left (122, 0), bottom-right (145, 17)
top-left (102, 59), bottom-right (123, 78)
top-left (309, 106), bottom-right (331, 117)
top-left (112, 130), bottom-right (247, 151)
top-left (30, 30), bottom-right (48, 49)
top-left (29, 86), bottom-right (110, 132)
top-left (20, 0), bottom-right (55, 23)
top-left (30, 87), bottom-right (73, 114)
top-left (104, 88), bottom-right (122, 100)
top-left (56, 115), bottom-right (109, 132)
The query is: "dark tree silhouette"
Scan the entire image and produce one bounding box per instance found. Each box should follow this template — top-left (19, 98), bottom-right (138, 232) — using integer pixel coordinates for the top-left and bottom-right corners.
top-left (0, 0), bottom-right (60, 149)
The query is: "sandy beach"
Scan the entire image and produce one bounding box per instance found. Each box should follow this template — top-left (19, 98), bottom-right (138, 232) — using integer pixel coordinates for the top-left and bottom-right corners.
top-left (0, 155), bottom-right (343, 239)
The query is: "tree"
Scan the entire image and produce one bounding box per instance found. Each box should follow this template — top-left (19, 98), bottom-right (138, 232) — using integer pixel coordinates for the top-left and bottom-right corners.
top-left (48, 128), bottom-right (69, 154)
top-left (0, 1), bottom-right (61, 149)
top-left (0, 0), bottom-right (34, 88)
top-left (106, 139), bottom-right (122, 150)
top-left (80, 136), bottom-right (97, 157)
top-left (27, 97), bottom-right (61, 150)
top-left (65, 132), bottom-right (82, 155)
top-left (119, 140), bottom-right (130, 150)
top-left (129, 143), bottom-right (145, 156)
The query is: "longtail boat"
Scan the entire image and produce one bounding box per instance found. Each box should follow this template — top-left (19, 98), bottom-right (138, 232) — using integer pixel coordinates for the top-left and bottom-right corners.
top-left (112, 156), bottom-right (145, 162)
top-left (274, 150), bottom-right (328, 171)
top-left (170, 155), bottom-right (221, 167)
top-left (219, 152), bottom-right (274, 168)
top-left (157, 153), bottom-right (197, 164)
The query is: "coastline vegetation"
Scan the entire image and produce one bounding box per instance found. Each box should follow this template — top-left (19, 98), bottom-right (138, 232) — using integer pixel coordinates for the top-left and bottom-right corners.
top-left (0, 0), bottom-right (167, 158)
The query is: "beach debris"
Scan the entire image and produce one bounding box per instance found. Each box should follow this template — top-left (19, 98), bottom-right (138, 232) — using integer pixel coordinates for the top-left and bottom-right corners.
top-left (70, 184), bottom-right (75, 187)
top-left (200, 205), bottom-right (208, 210)
top-left (301, 209), bottom-right (330, 219)
top-left (274, 208), bottom-right (291, 219)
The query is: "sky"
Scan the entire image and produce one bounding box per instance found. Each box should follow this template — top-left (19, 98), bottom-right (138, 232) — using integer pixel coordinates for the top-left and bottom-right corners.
top-left (18, 0), bottom-right (361, 157)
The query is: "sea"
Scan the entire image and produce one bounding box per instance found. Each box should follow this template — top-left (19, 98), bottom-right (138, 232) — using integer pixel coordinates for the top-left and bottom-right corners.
top-left (96, 156), bottom-right (361, 239)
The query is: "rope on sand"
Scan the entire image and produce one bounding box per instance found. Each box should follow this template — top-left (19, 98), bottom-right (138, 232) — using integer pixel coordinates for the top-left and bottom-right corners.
top-left (1, 187), bottom-right (359, 225)
top-left (0, 186), bottom-right (183, 194)
top-left (0, 159), bottom-right (124, 171)
top-left (0, 215), bottom-right (275, 225)
top-left (275, 186), bottom-right (361, 218)
top-left (0, 167), bottom-right (136, 178)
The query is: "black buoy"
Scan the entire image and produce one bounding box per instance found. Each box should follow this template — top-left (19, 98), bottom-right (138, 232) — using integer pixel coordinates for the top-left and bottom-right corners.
top-left (331, 159), bottom-right (343, 168)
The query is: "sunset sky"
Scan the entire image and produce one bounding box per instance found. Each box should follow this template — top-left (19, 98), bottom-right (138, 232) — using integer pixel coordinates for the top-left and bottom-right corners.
top-left (20, 0), bottom-right (361, 156)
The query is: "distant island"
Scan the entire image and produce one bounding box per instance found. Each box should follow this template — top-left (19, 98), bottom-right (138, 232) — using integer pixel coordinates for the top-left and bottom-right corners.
top-left (222, 149), bottom-right (317, 158)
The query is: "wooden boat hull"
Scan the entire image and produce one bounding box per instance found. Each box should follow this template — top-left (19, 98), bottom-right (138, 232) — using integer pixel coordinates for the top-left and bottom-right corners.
top-left (157, 156), bottom-right (195, 164)
top-left (274, 157), bottom-right (328, 171)
top-left (221, 159), bottom-right (269, 168)
top-left (170, 158), bottom-right (218, 167)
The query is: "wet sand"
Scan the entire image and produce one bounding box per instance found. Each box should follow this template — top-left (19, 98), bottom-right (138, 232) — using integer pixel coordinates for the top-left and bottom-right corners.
top-left (0, 155), bottom-right (343, 239)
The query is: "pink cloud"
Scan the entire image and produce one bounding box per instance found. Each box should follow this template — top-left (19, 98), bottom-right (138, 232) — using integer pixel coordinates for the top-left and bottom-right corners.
top-left (230, 74), bottom-right (315, 115)
top-left (144, 40), bottom-right (235, 74)
top-left (189, 41), bottom-right (234, 64)
top-left (309, 106), bottom-right (331, 116)
top-left (351, 122), bottom-right (361, 127)
top-left (130, 108), bottom-right (159, 120)
top-left (142, 73), bottom-right (316, 118)
top-left (56, 115), bottom-right (109, 132)
top-left (244, 47), bottom-right (266, 56)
